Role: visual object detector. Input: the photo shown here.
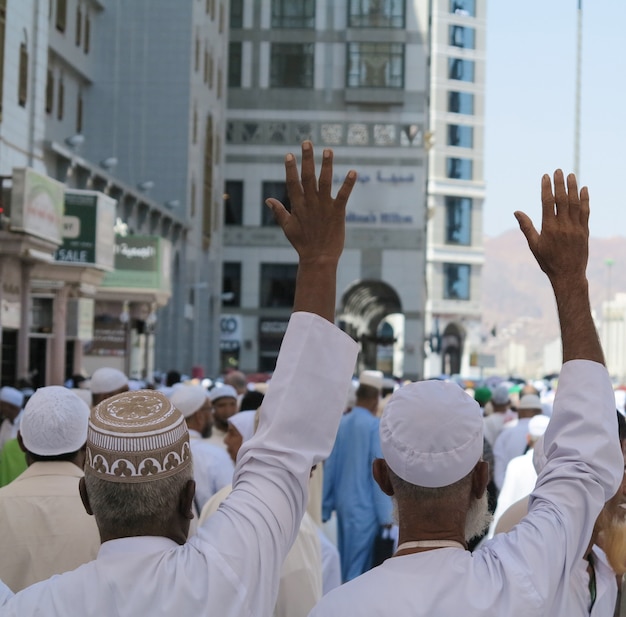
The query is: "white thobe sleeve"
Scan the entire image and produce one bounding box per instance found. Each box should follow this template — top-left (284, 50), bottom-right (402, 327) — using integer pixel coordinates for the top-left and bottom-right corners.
top-left (486, 360), bottom-right (623, 612)
top-left (193, 312), bottom-right (357, 617)
top-left (0, 578), bottom-right (13, 604)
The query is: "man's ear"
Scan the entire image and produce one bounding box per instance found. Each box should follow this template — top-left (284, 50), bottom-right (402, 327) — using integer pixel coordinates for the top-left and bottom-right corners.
top-left (79, 476), bottom-right (94, 516)
top-left (17, 432), bottom-right (26, 454)
top-left (471, 460), bottom-right (489, 499)
top-left (179, 479), bottom-right (196, 520)
top-left (372, 459), bottom-right (394, 496)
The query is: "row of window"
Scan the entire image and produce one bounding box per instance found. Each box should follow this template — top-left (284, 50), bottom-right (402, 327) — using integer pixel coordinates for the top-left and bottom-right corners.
top-left (221, 259), bottom-right (472, 308)
top-left (45, 70), bottom-right (83, 131)
top-left (229, 0), bottom-right (476, 30)
top-left (53, 0), bottom-right (91, 54)
top-left (229, 42), bottom-right (476, 90)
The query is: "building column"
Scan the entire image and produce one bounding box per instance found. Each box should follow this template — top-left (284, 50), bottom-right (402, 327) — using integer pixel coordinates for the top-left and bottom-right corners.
top-left (50, 285), bottom-right (70, 385)
top-left (17, 264), bottom-right (32, 382)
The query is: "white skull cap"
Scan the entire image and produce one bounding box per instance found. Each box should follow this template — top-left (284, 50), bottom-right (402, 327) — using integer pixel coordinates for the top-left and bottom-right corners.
top-left (380, 380), bottom-right (483, 488)
top-left (20, 386), bottom-right (90, 456)
top-left (170, 385), bottom-right (209, 418)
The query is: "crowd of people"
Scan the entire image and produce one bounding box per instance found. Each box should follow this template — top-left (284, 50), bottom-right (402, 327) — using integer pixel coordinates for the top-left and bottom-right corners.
top-left (0, 142), bottom-right (624, 616)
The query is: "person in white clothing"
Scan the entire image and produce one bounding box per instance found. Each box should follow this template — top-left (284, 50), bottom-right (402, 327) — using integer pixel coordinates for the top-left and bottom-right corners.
top-left (482, 384), bottom-right (516, 448)
top-left (0, 386), bottom-right (100, 591)
top-left (0, 141), bottom-right (359, 617)
top-left (89, 368), bottom-right (129, 407)
top-left (206, 385), bottom-right (238, 448)
top-left (488, 414), bottom-right (550, 536)
top-left (492, 393), bottom-right (543, 490)
top-left (170, 384), bottom-right (234, 512)
top-left (200, 408), bottom-right (324, 617)
top-left (309, 170), bottom-right (624, 617)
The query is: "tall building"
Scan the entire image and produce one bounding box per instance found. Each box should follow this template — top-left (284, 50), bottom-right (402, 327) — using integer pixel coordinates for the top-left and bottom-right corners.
top-left (424, 0), bottom-right (485, 378)
top-left (0, 0), bottom-right (229, 387)
top-left (223, 0), bottom-right (432, 379)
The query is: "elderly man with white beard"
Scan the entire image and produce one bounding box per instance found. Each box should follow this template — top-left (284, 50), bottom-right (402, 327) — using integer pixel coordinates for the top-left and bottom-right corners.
top-left (309, 170), bottom-right (624, 617)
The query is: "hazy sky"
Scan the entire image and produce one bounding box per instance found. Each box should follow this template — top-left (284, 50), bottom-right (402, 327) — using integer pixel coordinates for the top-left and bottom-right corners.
top-left (484, 1), bottom-right (626, 238)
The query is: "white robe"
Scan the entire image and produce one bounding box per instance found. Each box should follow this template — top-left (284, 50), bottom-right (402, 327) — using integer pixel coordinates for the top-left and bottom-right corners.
top-left (0, 312), bottom-right (358, 617)
top-left (308, 360), bottom-right (623, 617)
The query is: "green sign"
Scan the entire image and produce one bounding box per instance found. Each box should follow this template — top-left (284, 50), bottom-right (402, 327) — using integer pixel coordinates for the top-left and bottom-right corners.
top-left (101, 236), bottom-right (171, 293)
top-left (54, 190), bottom-right (116, 269)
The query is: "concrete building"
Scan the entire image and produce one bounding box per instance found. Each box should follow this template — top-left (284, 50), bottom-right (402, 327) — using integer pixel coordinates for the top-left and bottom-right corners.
top-left (601, 293), bottom-right (626, 384)
top-left (223, 0), bottom-right (434, 379)
top-left (0, 0), bottom-right (229, 387)
top-left (423, 0), bottom-right (485, 379)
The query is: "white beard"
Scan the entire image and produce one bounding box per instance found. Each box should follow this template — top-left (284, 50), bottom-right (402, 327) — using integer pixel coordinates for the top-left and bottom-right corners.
top-left (465, 492), bottom-right (493, 542)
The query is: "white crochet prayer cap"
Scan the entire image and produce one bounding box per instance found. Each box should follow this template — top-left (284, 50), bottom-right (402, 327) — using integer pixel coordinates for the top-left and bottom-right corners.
top-left (518, 394), bottom-right (542, 411)
top-left (528, 414), bottom-right (550, 439)
top-left (380, 380), bottom-right (483, 488)
top-left (0, 386), bottom-right (24, 409)
top-left (90, 367), bottom-right (128, 395)
top-left (359, 370), bottom-right (384, 391)
top-left (170, 385), bottom-right (209, 419)
top-left (227, 410), bottom-right (257, 443)
top-left (209, 384), bottom-right (237, 402)
top-left (86, 390), bottom-right (190, 483)
top-left (20, 386), bottom-right (90, 456)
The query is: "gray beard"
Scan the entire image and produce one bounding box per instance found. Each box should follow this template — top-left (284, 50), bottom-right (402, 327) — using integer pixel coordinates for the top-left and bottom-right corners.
top-left (465, 492), bottom-right (493, 542)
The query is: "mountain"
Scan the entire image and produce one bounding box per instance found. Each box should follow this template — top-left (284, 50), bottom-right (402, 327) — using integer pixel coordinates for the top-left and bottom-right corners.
top-left (481, 229), bottom-right (626, 375)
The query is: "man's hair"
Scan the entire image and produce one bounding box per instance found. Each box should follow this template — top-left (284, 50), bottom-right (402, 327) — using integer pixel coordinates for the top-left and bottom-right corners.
top-left (166, 370), bottom-right (182, 387)
top-left (84, 464), bottom-right (193, 536)
top-left (356, 384), bottom-right (379, 401)
top-left (30, 449), bottom-right (81, 463)
top-left (225, 371), bottom-right (247, 391)
top-left (387, 465), bottom-right (473, 504)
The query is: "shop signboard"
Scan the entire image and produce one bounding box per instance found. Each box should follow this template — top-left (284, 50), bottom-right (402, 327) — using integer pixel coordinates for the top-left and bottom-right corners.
top-left (54, 190), bottom-right (116, 270)
top-left (220, 314), bottom-right (242, 352)
top-left (100, 236), bottom-right (172, 295)
top-left (10, 168), bottom-right (65, 244)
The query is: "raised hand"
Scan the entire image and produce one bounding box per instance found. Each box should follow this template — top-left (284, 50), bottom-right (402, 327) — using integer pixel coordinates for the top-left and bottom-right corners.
top-left (265, 141), bottom-right (357, 267)
top-left (514, 170), bottom-right (589, 285)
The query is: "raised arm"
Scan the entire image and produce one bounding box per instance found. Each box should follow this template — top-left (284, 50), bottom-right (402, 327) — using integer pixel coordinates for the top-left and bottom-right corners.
top-left (514, 170), bottom-right (601, 364)
top-left (266, 141), bottom-right (356, 322)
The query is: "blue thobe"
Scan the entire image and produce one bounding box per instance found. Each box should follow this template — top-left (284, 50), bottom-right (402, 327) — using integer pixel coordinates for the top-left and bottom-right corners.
top-left (322, 406), bottom-right (392, 582)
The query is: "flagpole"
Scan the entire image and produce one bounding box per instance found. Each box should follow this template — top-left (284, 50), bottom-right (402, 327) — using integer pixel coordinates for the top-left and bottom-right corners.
top-left (574, 0), bottom-right (582, 177)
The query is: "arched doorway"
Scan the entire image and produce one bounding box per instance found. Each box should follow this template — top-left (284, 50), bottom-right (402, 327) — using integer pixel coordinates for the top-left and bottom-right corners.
top-left (339, 280), bottom-right (403, 375)
top-left (441, 322), bottom-right (465, 376)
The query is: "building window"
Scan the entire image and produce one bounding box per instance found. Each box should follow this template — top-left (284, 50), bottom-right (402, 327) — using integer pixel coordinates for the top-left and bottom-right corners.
top-left (449, 25), bottom-right (475, 49)
top-left (228, 42), bottom-right (242, 87)
top-left (348, 0), bottom-right (405, 28)
top-left (84, 12), bottom-right (90, 53)
top-left (448, 58), bottom-right (474, 82)
top-left (211, 0), bottom-right (216, 20)
top-left (271, 0), bottom-right (315, 28)
top-left (203, 116), bottom-right (214, 239)
top-left (347, 42), bottom-right (404, 88)
top-left (443, 263), bottom-right (471, 300)
top-left (18, 43), bottom-right (28, 107)
top-left (224, 180), bottom-right (243, 225)
top-left (446, 157), bottom-right (473, 180)
top-left (76, 91), bottom-right (83, 132)
top-left (230, 0), bottom-right (243, 28)
top-left (260, 264), bottom-right (297, 308)
top-left (75, 4), bottom-right (82, 46)
top-left (206, 0), bottom-right (211, 15)
top-left (270, 44), bottom-right (314, 88)
top-left (262, 181), bottom-right (290, 226)
top-left (56, 0), bottom-right (67, 32)
top-left (450, 0), bottom-right (476, 17)
top-left (448, 91), bottom-right (473, 114)
top-left (447, 124), bottom-right (473, 148)
top-left (222, 262), bottom-right (241, 307)
top-left (190, 178), bottom-right (196, 218)
top-left (57, 78), bottom-right (64, 119)
top-left (195, 37), bottom-right (200, 72)
top-left (0, 0), bottom-right (5, 120)
top-left (203, 45), bottom-right (209, 84)
top-left (445, 197), bottom-right (472, 245)
top-left (219, 2), bottom-right (224, 32)
top-left (192, 106), bottom-right (198, 144)
top-left (45, 68), bottom-right (54, 113)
